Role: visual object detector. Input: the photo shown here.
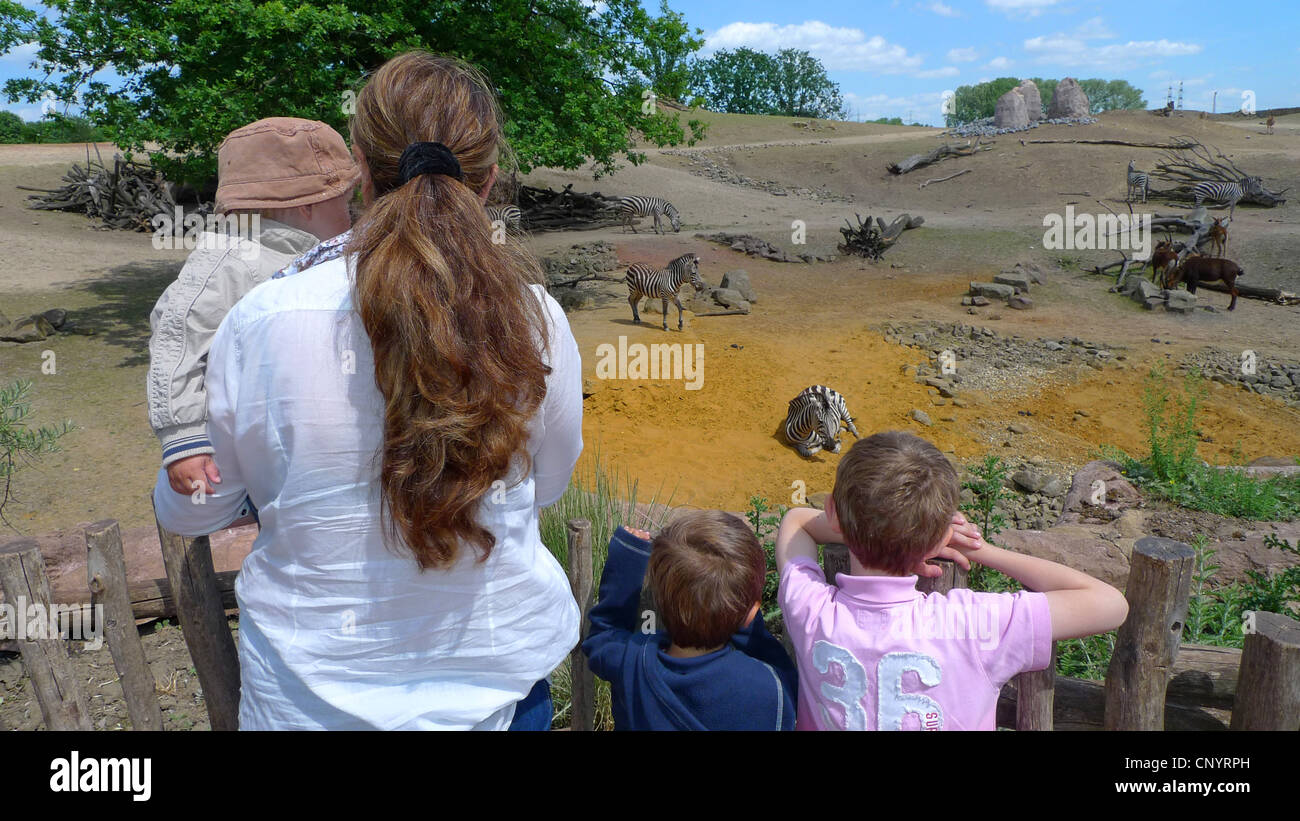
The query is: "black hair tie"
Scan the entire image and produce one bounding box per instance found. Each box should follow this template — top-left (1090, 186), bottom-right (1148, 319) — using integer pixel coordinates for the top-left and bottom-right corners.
top-left (398, 141), bottom-right (464, 184)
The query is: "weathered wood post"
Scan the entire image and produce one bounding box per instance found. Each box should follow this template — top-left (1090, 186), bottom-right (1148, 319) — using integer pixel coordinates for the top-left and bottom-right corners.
top-left (1016, 643), bottom-right (1057, 731)
top-left (0, 539), bottom-right (92, 730)
top-left (1104, 536), bottom-right (1196, 730)
top-left (822, 543), bottom-right (850, 580)
top-left (565, 518), bottom-right (595, 731)
top-left (916, 559), bottom-right (968, 595)
top-left (153, 499), bottom-right (241, 731)
top-left (1230, 611), bottom-right (1300, 730)
top-left (85, 520), bottom-right (164, 731)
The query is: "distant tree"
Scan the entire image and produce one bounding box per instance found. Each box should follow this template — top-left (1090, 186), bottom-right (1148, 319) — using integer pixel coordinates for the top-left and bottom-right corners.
top-left (1079, 79), bottom-right (1146, 113)
top-left (0, 109), bottom-right (22, 142)
top-left (949, 77), bottom-right (1019, 125)
top-left (867, 116), bottom-right (904, 125)
top-left (688, 47), bottom-right (778, 115)
top-left (769, 49), bottom-right (846, 119)
top-left (1029, 77), bottom-right (1056, 115)
top-left (627, 1), bottom-right (704, 103)
top-left (0, 0), bottom-right (707, 182)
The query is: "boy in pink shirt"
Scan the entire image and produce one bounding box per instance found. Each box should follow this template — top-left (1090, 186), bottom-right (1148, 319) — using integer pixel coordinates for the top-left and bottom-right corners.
top-left (776, 431), bottom-right (1128, 730)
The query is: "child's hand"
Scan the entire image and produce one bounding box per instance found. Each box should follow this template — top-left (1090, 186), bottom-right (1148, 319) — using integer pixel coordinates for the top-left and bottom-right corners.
top-left (167, 455), bottom-right (222, 496)
top-left (623, 526), bottom-right (652, 541)
top-left (945, 512), bottom-right (985, 556)
top-left (910, 513), bottom-right (982, 577)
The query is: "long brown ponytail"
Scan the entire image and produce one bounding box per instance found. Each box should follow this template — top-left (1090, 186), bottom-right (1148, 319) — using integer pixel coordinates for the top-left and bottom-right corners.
top-left (350, 52), bottom-right (550, 570)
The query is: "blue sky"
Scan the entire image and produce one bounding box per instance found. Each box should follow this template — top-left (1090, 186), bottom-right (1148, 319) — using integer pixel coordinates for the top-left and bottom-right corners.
top-left (2, 0), bottom-right (1296, 125)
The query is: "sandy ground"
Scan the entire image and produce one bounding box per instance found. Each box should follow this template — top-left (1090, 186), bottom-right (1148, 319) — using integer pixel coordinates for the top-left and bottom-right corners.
top-left (0, 109), bottom-right (1297, 532)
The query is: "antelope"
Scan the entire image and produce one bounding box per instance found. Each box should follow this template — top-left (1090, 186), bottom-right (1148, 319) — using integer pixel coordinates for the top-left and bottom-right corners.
top-left (1207, 218), bottom-right (1227, 258)
top-left (1167, 256), bottom-right (1244, 311)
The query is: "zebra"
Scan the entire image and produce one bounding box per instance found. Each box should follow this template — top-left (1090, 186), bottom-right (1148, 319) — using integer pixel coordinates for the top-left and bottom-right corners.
top-left (784, 385), bottom-right (861, 458)
top-left (625, 253), bottom-right (706, 331)
top-left (485, 204), bottom-right (522, 232)
top-left (1126, 160), bottom-right (1149, 203)
top-left (618, 195), bottom-right (681, 234)
top-left (1191, 179), bottom-right (1253, 221)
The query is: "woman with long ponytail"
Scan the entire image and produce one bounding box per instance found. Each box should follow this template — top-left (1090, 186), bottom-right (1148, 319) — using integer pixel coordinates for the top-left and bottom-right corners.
top-left (156, 52), bottom-right (583, 729)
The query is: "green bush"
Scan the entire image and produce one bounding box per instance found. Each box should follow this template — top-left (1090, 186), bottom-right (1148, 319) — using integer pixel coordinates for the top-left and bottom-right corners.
top-left (0, 110), bottom-right (24, 143)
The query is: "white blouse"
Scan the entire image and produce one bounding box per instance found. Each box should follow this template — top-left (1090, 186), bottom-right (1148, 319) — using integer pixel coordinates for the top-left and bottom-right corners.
top-left (152, 256), bottom-right (583, 730)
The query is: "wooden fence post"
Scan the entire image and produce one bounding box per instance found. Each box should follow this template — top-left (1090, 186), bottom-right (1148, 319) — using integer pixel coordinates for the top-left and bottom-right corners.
top-left (566, 518), bottom-right (595, 731)
top-left (822, 543), bottom-right (850, 580)
top-left (1016, 643), bottom-right (1057, 731)
top-left (1230, 611), bottom-right (1300, 730)
top-left (0, 539), bottom-right (92, 730)
top-left (1104, 536), bottom-right (1195, 730)
top-left (916, 559), bottom-right (968, 595)
top-left (153, 500), bottom-right (241, 731)
top-left (85, 520), bottom-right (164, 731)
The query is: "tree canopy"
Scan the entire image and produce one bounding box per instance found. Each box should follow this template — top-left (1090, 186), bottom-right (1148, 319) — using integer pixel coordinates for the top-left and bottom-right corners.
top-left (688, 47), bottom-right (846, 119)
top-left (949, 76), bottom-right (1147, 125)
top-left (0, 0), bottom-right (707, 183)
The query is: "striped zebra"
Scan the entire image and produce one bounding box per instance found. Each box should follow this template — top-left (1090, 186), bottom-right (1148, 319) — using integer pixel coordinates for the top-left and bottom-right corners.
top-left (485, 204), bottom-right (522, 231)
top-left (1126, 160), bottom-right (1149, 203)
top-left (625, 253), bottom-right (705, 331)
top-left (784, 385), bottom-right (861, 458)
top-left (618, 195), bottom-right (681, 234)
top-left (1191, 179), bottom-right (1254, 220)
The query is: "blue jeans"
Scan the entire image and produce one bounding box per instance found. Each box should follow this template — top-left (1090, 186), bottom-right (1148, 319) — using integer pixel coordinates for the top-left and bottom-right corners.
top-left (507, 679), bottom-right (552, 731)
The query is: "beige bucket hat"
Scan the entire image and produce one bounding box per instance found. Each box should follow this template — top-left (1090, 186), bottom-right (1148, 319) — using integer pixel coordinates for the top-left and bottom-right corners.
top-left (215, 117), bottom-right (360, 214)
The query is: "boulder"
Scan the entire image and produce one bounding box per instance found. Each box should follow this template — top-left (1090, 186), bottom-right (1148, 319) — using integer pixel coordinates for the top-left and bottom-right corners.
top-left (719, 270), bottom-right (757, 303)
top-left (1166, 289), bottom-right (1197, 314)
top-left (40, 308), bottom-right (69, 330)
top-left (1128, 278), bottom-right (1163, 306)
top-left (0, 314), bottom-right (54, 343)
top-left (1048, 77), bottom-right (1090, 118)
top-left (970, 282), bottom-right (1015, 300)
top-left (994, 89), bottom-right (1029, 129)
top-left (1012, 469), bottom-right (1051, 493)
top-left (1056, 460), bottom-right (1142, 525)
top-left (909, 409), bottom-right (933, 426)
top-left (996, 526), bottom-right (1129, 590)
top-left (710, 288), bottom-right (751, 313)
top-left (1015, 80), bottom-right (1043, 122)
top-left (1008, 295), bottom-right (1033, 310)
top-left (994, 272), bottom-right (1031, 293)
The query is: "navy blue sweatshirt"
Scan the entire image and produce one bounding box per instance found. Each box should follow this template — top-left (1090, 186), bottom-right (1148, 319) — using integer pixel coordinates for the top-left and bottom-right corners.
top-left (581, 527), bottom-right (798, 731)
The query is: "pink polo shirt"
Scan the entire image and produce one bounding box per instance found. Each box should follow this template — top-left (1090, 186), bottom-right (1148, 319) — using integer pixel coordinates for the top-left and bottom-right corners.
top-left (779, 556), bottom-right (1052, 731)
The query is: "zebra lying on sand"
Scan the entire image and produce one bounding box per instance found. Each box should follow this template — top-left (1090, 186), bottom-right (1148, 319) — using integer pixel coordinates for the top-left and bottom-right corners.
top-left (625, 253), bottom-right (706, 331)
top-left (784, 385), bottom-right (860, 457)
top-left (618, 195), bottom-right (681, 234)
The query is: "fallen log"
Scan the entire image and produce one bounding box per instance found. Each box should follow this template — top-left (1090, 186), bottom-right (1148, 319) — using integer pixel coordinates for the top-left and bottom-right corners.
top-left (1195, 280), bottom-right (1299, 305)
top-left (517, 183), bottom-right (623, 231)
top-left (918, 168), bottom-right (970, 188)
top-left (997, 675), bottom-right (1230, 731)
top-left (1019, 138), bottom-right (1197, 149)
top-left (888, 138), bottom-right (991, 175)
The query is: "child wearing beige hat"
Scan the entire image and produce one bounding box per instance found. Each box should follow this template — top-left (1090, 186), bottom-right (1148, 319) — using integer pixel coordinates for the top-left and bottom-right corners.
top-left (147, 117), bottom-right (360, 500)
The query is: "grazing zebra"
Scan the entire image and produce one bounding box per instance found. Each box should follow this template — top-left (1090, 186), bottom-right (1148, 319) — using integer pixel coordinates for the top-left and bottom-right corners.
top-left (784, 385), bottom-right (861, 458)
top-left (618, 195), bottom-right (681, 234)
top-left (625, 253), bottom-right (705, 331)
top-left (1192, 179), bottom-right (1251, 220)
top-left (485, 204), bottom-right (522, 231)
top-left (1126, 160), bottom-right (1149, 203)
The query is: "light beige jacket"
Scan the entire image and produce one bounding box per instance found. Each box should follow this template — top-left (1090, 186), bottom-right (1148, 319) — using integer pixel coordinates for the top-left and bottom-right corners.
top-left (147, 219), bottom-right (320, 467)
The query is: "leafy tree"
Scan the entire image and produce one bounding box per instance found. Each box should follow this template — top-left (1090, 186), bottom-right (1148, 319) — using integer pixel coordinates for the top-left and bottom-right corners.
top-left (1078, 78), bottom-right (1146, 113)
top-left (688, 47), bottom-right (778, 115)
top-left (948, 76), bottom-right (1019, 125)
top-left (1029, 77), bottom-right (1057, 115)
top-left (0, 109), bottom-right (22, 142)
top-left (0, 0), bottom-right (706, 183)
top-left (627, 0), bottom-right (703, 104)
top-left (769, 49), bottom-right (845, 119)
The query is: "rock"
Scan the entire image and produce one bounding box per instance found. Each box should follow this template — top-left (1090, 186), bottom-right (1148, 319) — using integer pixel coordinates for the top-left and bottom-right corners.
top-left (1041, 478), bottom-right (1066, 497)
top-left (719, 270), bottom-right (757, 303)
top-left (1008, 423), bottom-right (1029, 435)
top-left (1166, 289), bottom-right (1197, 314)
top-left (1008, 295), bottom-right (1033, 310)
top-left (997, 526), bottom-right (1129, 590)
top-left (0, 314), bottom-right (54, 343)
top-left (952, 397), bottom-right (970, 408)
top-left (994, 272), bottom-right (1031, 293)
top-left (970, 295), bottom-right (990, 307)
top-left (909, 409), bottom-right (933, 426)
top-left (1057, 460), bottom-right (1142, 525)
top-left (994, 88), bottom-right (1029, 129)
top-left (808, 492), bottom-right (830, 510)
top-left (709, 288), bottom-right (751, 313)
top-left (1015, 80), bottom-right (1043, 122)
top-left (557, 291), bottom-right (596, 312)
top-left (1048, 77), bottom-right (1090, 118)
top-left (1248, 456), bottom-right (1295, 467)
top-left (40, 308), bottom-right (68, 329)
top-left (1012, 469), bottom-right (1051, 493)
top-left (970, 282), bottom-right (1014, 300)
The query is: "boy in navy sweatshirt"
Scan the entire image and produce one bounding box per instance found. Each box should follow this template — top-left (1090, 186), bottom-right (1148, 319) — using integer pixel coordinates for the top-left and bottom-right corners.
top-left (582, 510), bottom-right (798, 730)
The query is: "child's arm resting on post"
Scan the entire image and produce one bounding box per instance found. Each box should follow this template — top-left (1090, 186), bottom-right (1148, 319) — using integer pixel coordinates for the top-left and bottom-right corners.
top-left (581, 527), bottom-right (653, 680)
top-left (774, 507), bottom-right (842, 572)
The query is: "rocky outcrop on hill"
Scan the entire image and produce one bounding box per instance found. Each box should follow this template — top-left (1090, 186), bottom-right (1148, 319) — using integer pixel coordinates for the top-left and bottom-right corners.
top-left (994, 89), bottom-right (1029, 129)
top-left (1048, 77), bottom-right (1091, 118)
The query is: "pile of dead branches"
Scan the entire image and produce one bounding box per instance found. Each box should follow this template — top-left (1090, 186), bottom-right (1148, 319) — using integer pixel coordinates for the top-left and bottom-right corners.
top-left (20, 148), bottom-right (191, 231)
top-left (1148, 139), bottom-right (1288, 206)
top-left (888, 137), bottom-right (992, 175)
top-left (517, 183), bottom-right (623, 231)
top-left (838, 213), bottom-right (924, 259)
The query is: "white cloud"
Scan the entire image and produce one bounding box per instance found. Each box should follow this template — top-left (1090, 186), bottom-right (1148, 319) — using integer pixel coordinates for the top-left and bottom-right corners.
top-left (1023, 34), bottom-right (1202, 70)
top-left (947, 47), bottom-right (979, 63)
top-left (706, 20), bottom-right (924, 74)
top-left (917, 66), bottom-right (960, 78)
top-left (922, 1), bottom-right (960, 16)
top-left (986, 0), bottom-right (1062, 17)
top-left (1074, 17), bottom-right (1114, 40)
top-left (843, 90), bottom-right (949, 125)
top-left (986, 56), bottom-right (1013, 70)
top-left (0, 42), bottom-right (40, 67)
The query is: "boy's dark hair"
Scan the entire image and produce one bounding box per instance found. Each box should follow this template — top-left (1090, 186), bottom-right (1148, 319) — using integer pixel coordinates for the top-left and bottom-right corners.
top-left (648, 510), bottom-right (764, 649)
top-left (831, 431), bottom-right (959, 575)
